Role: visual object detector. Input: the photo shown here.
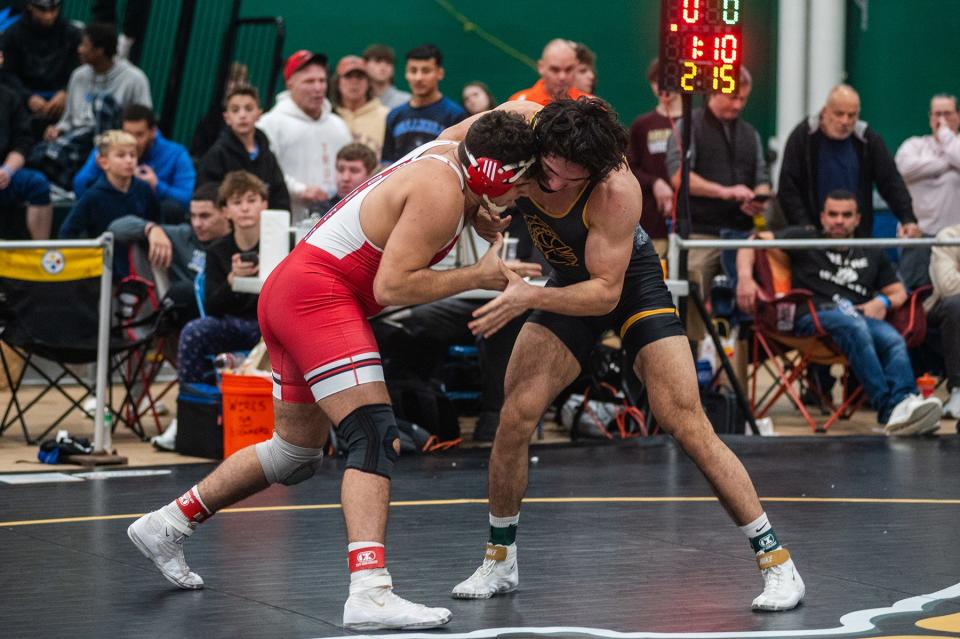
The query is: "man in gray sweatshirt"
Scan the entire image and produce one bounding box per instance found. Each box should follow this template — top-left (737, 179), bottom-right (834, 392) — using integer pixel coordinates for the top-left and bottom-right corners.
top-left (108, 182), bottom-right (229, 329)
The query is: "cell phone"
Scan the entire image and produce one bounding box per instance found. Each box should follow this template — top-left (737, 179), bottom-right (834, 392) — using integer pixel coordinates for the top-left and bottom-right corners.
top-left (752, 193), bottom-right (772, 203)
top-left (238, 250), bottom-right (259, 266)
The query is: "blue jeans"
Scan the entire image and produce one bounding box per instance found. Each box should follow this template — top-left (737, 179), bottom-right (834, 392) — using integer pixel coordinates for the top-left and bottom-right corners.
top-left (177, 315), bottom-right (261, 383)
top-left (0, 168), bottom-right (51, 206)
top-left (795, 310), bottom-right (916, 423)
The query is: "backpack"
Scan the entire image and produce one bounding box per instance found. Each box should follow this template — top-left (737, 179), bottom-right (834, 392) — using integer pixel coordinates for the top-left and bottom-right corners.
top-left (387, 377), bottom-right (461, 444)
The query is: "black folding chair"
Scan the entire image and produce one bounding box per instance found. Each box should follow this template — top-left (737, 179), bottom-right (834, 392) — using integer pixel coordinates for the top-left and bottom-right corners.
top-left (0, 245), bottom-right (172, 443)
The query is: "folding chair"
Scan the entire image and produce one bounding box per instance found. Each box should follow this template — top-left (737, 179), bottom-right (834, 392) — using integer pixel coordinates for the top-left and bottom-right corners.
top-left (0, 245), bottom-right (171, 443)
top-left (749, 249), bottom-right (931, 433)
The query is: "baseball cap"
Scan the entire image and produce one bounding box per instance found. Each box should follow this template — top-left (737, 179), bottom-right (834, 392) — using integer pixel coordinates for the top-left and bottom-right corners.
top-left (336, 55), bottom-right (367, 77)
top-left (28, 0), bottom-right (61, 8)
top-left (283, 50), bottom-right (328, 82)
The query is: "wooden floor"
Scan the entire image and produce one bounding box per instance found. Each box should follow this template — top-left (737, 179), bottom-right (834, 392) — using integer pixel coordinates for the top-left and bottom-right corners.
top-left (1, 379), bottom-right (956, 473)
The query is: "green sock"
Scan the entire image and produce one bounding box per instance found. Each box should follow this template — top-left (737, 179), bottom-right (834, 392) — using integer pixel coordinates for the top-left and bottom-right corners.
top-left (488, 513), bottom-right (518, 546)
top-left (750, 528), bottom-right (782, 553)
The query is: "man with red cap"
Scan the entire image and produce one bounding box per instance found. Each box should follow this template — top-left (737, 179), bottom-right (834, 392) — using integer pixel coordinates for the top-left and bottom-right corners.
top-left (258, 50), bottom-right (352, 222)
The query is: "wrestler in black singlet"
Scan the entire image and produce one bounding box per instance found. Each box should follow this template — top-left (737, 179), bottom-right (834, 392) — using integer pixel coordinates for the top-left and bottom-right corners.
top-left (515, 182), bottom-right (686, 365)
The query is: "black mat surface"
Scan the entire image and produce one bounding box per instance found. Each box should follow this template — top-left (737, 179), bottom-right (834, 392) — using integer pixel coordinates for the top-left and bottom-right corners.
top-left (2, 435), bottom-right (959, 638)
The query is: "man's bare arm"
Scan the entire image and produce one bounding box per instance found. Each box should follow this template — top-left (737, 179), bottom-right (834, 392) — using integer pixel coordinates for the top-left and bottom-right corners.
top-left (373, 167), bottom-right (509, 307)
top-left (467, 176), bottom-right (638, 337)
top-left (439, 101), bottom-right (542, 143)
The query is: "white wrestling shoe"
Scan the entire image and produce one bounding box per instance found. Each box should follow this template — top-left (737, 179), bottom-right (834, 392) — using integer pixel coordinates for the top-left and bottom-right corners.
top-left (343, 571), bottom-right (451, 630)
top-left (451, 543), bottom-right (518, 599)
top-left (751, 548), bottom-right (804, 611)
top-left (127, 510), bottom-right (204, 590)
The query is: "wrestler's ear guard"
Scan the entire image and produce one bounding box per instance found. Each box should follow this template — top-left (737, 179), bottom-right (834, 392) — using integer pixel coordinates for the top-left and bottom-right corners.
top-left (459, 142), bottom-right (534, 199)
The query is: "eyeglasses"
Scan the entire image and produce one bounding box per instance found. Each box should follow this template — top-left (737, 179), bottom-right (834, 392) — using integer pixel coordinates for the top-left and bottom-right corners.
top-left (824, 210), bottom-right (856, 219)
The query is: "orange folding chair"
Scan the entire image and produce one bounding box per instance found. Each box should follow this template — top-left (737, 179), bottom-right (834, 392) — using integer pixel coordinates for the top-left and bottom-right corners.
top-left (748, 249), bottom-right (931, 433)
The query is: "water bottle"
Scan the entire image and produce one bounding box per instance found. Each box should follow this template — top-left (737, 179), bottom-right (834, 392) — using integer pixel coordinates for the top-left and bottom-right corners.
top-left (213, 352), bottom-right (246, 371)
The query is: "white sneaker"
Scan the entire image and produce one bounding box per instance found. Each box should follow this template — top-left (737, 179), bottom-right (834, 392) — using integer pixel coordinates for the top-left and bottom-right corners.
top-left (884, 394), bottom-right (943, 436)
top-left (451, 543), bottom-right (519, 599)
top-left (944, 388), bottom-right (960, 419)
top-left (127, 510), bottom-right (204, 589)
top-left (752, 548), bottom-right (804, 611)
top-left (139, 397), bottom-right (170, 416)
top-left (343, 571), bottom-right (451, 630)
top-left (151, 419), bottom-right (177, 451)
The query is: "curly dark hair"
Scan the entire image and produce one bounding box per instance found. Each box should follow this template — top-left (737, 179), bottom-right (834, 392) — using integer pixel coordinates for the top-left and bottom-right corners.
top-left (463, 110), bottom-right (537, 168)
top-left (532, 97), bottom-right (628, 182)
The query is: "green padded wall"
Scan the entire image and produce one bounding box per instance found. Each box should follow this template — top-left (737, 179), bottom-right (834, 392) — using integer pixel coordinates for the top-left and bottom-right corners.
top-left (845, 0), bottom-right (960, 151)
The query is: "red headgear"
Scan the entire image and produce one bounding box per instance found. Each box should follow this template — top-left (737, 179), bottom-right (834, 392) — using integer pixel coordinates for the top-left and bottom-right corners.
top-left (459, 143), bottom-right (535, 199)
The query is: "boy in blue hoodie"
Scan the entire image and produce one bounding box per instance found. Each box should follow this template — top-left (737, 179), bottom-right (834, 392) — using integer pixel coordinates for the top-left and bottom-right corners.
top-left (59, 129), bottom-right (160, 277)
top-left (73, 104), bottom-right (195, 222)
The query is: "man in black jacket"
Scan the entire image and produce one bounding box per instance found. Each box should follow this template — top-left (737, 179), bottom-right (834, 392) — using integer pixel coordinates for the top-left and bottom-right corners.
top-left (0, 0), bottom-right (82, 138)
top-left (198, 86), bottom-right (291, 211)
top-left (777, 84), bottom-right (919, 239)
top-left (0, 82), bottom-right (52, 238)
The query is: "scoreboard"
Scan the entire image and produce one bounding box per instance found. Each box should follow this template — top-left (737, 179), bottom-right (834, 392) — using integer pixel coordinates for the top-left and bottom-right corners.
top-left (658, 0), bottom-right (743, 95)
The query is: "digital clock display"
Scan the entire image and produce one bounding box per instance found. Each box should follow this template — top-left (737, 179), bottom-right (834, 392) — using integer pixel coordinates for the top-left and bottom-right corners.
top-left (658, 0), bottom-right (743, 94)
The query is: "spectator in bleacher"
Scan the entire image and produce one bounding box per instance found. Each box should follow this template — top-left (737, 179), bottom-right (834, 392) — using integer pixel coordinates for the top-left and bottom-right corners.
top-left (107, 182), bottom-right (231, 329)
top-left (74, 104), bottom-right (194, 223)
top-left (29, 22), bottom-right (152, 188)
top-left (257, 50), bottom-right (350, 222)
top-left (926, 223), bottom-right (960, 418)
top-left (189, 62), bottom-right (249, 159)
top-left (508, 39), bottom-right (592, 105)
top-left (461, 81), bottom-right (495, 116)
top-left (628, 58), bottom-right (681, 257)
top-left (198, 85), bottom-right (290, 212)
top-left (91, 0), bottom-right (151, 61)
top-left (0, 0), bottom-right (81, 138)
top-left (58, 129), bottom-right (160, 278)
top-left (331, 55), bottom-right (388, 160)
top-left (736, 189), bottom-right (943, 435)
top-left (0, 80), bottom-right (52, 239)
top-left (381, 44), bottom-right (465, 164)
top-left (778, 84), bottom-right (919, 239)
top-left (573, 42), bottom-right (596, 94)
top-left (664, 67), bottom-right (769, 344)
top-left (893, 94), bottom-right (960, 288)
top-left (177, 171), bottom-right (265, 385)
top-left (363, 43), bottom-right (410, 110)
top-left (313, 142), bottom-right (377, 216)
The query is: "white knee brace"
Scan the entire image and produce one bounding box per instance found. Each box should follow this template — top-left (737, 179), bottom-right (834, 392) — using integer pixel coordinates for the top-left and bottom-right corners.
top-left (255, 431), bottom-right (324, 486)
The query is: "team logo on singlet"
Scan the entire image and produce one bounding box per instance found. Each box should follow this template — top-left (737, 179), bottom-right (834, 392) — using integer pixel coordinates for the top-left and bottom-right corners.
top-left (524, 214), bottom-right (579, 267)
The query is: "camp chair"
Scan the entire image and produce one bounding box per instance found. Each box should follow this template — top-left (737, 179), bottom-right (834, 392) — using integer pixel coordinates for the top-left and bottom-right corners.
top-left (0, 244), bottom-right (171, 443)
top-left (749, 249), bottom-right (931, 433)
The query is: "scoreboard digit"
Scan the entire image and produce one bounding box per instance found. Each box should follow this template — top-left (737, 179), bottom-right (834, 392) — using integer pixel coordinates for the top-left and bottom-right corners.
top-left (658, 0), bottom-right (743, 95)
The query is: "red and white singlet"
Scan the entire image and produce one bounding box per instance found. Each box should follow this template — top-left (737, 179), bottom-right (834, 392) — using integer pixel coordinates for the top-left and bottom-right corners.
top-left (258, 140), bottom-right (465, 403)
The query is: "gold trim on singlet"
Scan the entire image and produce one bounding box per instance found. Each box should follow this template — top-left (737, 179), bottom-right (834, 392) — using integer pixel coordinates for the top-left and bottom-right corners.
top-left (619, 307), bottom-right (679, 338)
top-left (528, 182), bottom-right (591, 220)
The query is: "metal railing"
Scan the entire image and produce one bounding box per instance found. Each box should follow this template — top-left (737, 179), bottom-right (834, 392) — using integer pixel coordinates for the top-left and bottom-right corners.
top-left (667, 233), bottom-right (960, 281)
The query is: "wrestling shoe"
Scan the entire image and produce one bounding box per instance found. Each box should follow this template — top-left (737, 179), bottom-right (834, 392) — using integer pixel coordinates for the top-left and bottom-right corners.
top-left (343, 571), bottom-right (451, 630)
top-left (127, 510), bottom-right (204, 589)
top-left (884, 395), bottom-right (943, 436)
top-left (451, 543), bottom-right (518, 599)
top-left (752, 548), bottom-right (804, 611)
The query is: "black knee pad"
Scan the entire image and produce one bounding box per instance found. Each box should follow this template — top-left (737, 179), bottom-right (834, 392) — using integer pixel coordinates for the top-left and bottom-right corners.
top-left (337, 403), bottom-right (400, 479)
